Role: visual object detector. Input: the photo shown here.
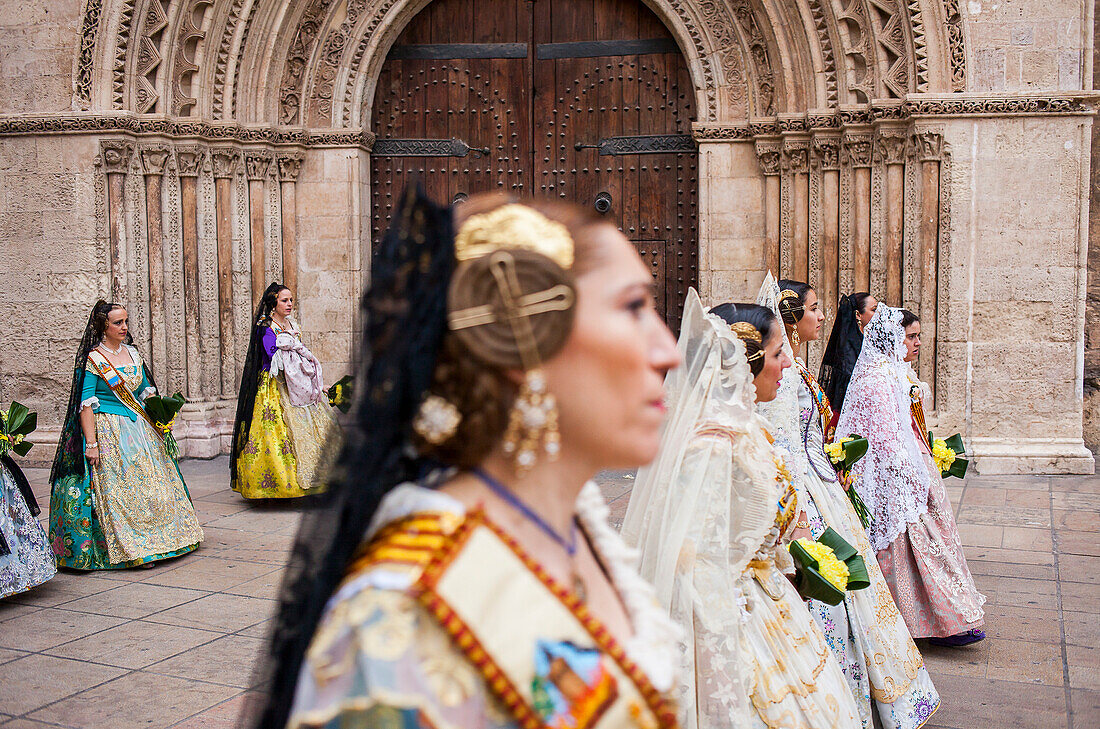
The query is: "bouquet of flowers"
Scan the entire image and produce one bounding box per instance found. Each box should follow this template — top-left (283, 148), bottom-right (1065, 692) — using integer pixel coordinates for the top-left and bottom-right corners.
top-left (144, 392), bottom-right (186, 460)
top-left (824, 435), bottom-right (872, 527)
top-left (0, 401), bottom-right (37, 457)
top-left (789, 528), bottom-right (871, 606)
top-left (928, 432), bottom-right (968, 479)
top-left (326, 375), bottom-right (355, 413)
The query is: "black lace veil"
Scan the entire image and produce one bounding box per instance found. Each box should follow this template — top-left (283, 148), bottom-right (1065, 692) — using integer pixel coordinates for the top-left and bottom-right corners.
top-left (819, 293), bottom-right (863, 413)
top-left (243, 185), bottom-right (455, 729)
top-left (230, 283), bottom-right (286, 490)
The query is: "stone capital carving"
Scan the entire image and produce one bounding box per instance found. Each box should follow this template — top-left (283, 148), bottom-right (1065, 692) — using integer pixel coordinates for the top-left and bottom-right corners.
top-left (140, 148), bottom-right (171, 176)
top-left (782, 139), bottom-right (811, 174)
top-left (101, 141), bottom-right (134, 174)
top-left (175, 146), bottom-right (206, 177)
top-left (211, 148), bottom-right (240, 178)
top-left (812, 135), bottom-right (841, 171)
top-left (277, 153), bottom-right (304, 182)
top-left (754, 138), bottom-right (782, 176)
top-left (842, 133), bottom-right (873, 168)
top-left (913, 131), bottom-right (944, 162)
top-left (874, 129), bottom-right (908, 165)
top-left (244, 152), bottom-right (273, 181)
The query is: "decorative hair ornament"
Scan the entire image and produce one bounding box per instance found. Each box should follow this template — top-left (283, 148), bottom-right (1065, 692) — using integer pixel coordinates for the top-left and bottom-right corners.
top-left (454, 203), bottom-right (575, 269)
top-left (730, 322), bottom-right (764, 362)
top-left (412, 394), bottom-right (462, 445)
top-left (778, 289), bottom-right (801, 305)
top-left (448, 205), bottom-right (578, 473)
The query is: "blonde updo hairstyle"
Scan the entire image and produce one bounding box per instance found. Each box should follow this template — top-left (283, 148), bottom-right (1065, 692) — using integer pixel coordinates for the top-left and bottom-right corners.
top-left (412, 194), bottom-right (609, 468)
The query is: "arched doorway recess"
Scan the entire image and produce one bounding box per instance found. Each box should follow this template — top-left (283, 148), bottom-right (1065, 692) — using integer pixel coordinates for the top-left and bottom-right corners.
top-left (368, 0), bottom-right (699, 325)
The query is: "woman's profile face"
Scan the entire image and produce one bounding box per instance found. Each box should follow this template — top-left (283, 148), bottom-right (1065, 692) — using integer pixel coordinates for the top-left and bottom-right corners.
top-left (275, 288), bottom-right (293, 318)
top-left (542, 225), bottom-right (680, 471)
top-left (795, 288), bottom-right (825, 344)
top-left (858, 295), bottom-right (879, 331)
top-left (753, 326), bottom-right (791, 403)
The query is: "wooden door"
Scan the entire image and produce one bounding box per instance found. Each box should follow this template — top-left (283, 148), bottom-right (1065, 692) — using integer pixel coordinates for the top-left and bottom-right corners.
top-left (370, 0), bottom-right (697, 326)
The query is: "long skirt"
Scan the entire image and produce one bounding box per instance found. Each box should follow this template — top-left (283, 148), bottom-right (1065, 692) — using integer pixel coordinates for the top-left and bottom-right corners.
top-left (741, 562), bottom-right (862, 729)
top-left (50, 413), bottom-right (202, 570)
top-left (0, 461), bottom-right (55, 598)
top-left (876, 436), bottom-right (986, 638)
top-left (233, 371), bottom-right (336, 499)
top-left (796, 473), bottom-right (940, 729)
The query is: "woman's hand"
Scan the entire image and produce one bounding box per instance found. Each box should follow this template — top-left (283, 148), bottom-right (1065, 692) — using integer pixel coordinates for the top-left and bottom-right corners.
top-left (839, 469), bottom-right (853, 492)
top-left (85, 444), bottom-right (100, 467)
top-left (791, 510), bottom-right (813, 541)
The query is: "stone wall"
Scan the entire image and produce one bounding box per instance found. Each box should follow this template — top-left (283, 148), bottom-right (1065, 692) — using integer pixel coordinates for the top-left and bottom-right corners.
top-left (1085, 0), bottom-right (1100, 456)
top-left (0, 0), bottom-right (80, 114)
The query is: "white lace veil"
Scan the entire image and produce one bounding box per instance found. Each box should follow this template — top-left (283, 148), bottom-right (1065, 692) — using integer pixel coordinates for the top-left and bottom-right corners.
top-left (622, 288), bottom-right (776, 729)
top-left (835, 305), bottom-right (932, 551)
top-left (754, 273), bottom-right (808, 480)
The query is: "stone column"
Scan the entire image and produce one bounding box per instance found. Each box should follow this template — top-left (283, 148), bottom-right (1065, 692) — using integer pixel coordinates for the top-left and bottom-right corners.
top-left (914, 130), bottom-right (944, 404)
top-left (813, 134), bottom-right (841, 360)
top-left (176, 146), bottom-right (205, 399)
top-left (842, 132), bottom-right (872, 292)
top-left (101, 141), bottom-right (134, 302)
top-left (754, 139), bottom-right (782, 275)
top-left (876, 127), bottom-right (908, 305)
top-left (277, 153), bottom-right (303, 295)
top-left (244, 152), bottom-right (272, 310)
top-left (211, 148), bottom-right (240, 396)
top-left (140, 147), bottom-right (171, 387)
top-left (784, 137), bottom-right (811, 281)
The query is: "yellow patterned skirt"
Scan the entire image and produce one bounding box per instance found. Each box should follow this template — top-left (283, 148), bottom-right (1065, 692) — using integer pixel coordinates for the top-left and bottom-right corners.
top-left (234, 371), bottom-right (337, 499)
top-left (90, 413), bottom-right (204, 565)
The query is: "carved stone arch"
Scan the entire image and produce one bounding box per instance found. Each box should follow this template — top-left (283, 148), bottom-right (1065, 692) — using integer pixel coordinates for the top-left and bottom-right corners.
top-left (757, 0), bottom-right (826, 112)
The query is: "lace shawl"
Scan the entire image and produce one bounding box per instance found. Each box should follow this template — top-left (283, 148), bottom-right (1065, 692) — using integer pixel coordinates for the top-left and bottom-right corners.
top-left (623, 289), bottom-right (778, 729)
top-left (835, 306), bottom-right (932, 551)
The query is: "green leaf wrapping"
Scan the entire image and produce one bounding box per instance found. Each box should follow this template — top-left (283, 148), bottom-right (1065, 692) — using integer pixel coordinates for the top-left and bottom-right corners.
top-left (144, 392), bottom-right (186, 425)
top-left (947, 457), bottom-right (969, 479)
top-left (814, 528), bottom-right (871, 592)
top-left (12, 440), bottom-right (33, 457)
top-left (326, 374), bottom-right (355, 414)
top-left (942, 432), bottom-right (966, 455)
top-left (788, 539), bottom-right (846, 606)
top-left (840, 437), bottom-right (868, 468)
top-left (846, 486), bottom-right (872, 529)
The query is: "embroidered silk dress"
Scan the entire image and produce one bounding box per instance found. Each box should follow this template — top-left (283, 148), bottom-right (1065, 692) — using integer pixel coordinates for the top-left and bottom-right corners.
top-left (624, 291), bottom-right (861, 729)
top-left (837, 308), bottom-right (985, 639)
top-left (288, 482), bottom-right (683, 729)
top-left (0, 455), bottom-right (55, 598)
top-left (233, 319), bottom-right (336, 499)
top-left (49, 345), bottom-right (203, 569)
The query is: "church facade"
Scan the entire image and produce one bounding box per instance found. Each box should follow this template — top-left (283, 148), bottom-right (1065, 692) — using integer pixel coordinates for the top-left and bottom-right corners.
top-left (0, 0), bottom-right (1095, 473)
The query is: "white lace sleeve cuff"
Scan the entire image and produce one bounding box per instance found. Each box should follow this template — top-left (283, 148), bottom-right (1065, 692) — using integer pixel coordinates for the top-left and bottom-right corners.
top-left (139, 387), bottom-right (157, 401)
top-left (80, 396), bottom-right (100, 411)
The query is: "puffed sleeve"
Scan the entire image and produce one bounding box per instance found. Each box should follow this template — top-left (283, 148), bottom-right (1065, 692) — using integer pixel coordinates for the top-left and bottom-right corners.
top-left (288, 580), bottom-right (515, 729)
top-left (79, 371), bottom-right (100, 412)
top-left (263, 328), bottom-right (278, 359)
top-left (137, 364), bottom-right (157, 401)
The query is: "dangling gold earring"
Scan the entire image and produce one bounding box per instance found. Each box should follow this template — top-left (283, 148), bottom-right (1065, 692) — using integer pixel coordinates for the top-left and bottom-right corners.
top-left (502, 369), bottom-right (561, 472)
top-left (790, 326), bottom-right (801, 348)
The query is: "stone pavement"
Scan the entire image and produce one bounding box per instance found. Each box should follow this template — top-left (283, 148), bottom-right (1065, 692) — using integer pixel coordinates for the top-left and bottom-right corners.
top-left (0, 458), bottom-right (1096, 728)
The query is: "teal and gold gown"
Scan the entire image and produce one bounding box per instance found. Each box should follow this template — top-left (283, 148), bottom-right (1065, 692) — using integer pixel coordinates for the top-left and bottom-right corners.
top-left (49, 345), bottom-right (203, 570)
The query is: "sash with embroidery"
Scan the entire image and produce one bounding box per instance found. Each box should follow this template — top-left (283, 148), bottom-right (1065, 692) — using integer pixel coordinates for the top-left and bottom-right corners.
top-left (405, 510), bottom-right (678, 729)
top-left (86, 350), bottom-right (157, 431)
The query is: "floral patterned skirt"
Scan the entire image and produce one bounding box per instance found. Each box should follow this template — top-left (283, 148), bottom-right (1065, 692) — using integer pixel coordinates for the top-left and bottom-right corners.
top-left (233, 371), bottom-right (336, 499)
top-left (49, 414), bottom-right (202, 570)
top-left (0, 462), bottom-right (55, 598)
top-left (876, 452), bottom-right (986, 639)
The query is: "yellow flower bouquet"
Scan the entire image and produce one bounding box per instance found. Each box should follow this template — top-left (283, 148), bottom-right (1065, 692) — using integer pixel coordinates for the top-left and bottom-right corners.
top-left (0, 401), bottom-right (37, 458)
top-left (788, 528), bottom-right (870, 605)
top-left (326, 374), bottom-right (355, 414)
top-left (144, 392), bottom-right (186, 461)
top-left (927, 432), bottom-right (968, 479)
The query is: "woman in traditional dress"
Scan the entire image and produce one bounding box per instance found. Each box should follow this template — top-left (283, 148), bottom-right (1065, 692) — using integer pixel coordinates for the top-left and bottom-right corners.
top-left (837, 306), bottom-right (986, 647)
top-left (1, 451), bottom-right (56, 598)
top-left (754, 277), bottom-right (939, 728)
top-left (231, 283), bottom-right (337, 499)
top-left (819, 292), bottom-right (878, 416)
top-left (624, 289), bottom-right (863, 729)
top-left (244, 190), bottom-right (686, 729)
top-left (49, 301), bottom-right (203, 570)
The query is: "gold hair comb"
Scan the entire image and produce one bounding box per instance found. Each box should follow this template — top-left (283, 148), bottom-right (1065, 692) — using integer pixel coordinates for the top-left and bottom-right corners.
top-left (454, 204), bottom-right (574, 269)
